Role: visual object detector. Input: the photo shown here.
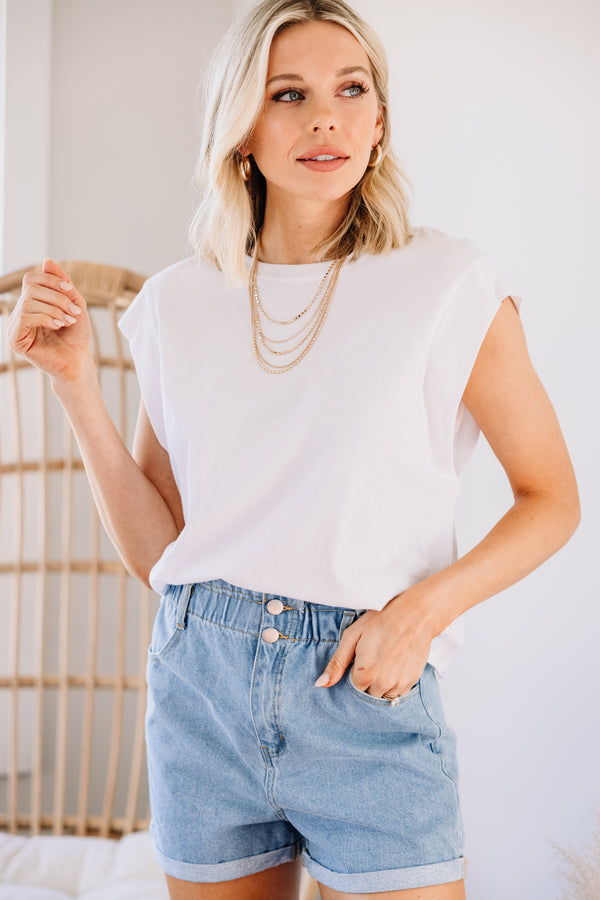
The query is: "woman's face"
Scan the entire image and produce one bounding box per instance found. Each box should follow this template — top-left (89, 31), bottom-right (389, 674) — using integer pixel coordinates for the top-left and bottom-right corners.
top-left (244, 20), bottom-right (384, 209)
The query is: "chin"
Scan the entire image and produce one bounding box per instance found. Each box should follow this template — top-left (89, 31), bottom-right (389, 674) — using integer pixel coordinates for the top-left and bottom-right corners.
top-left (299, 181), bottom-right (359, 204)
top-left (265, 171), bottom-right (359, 207)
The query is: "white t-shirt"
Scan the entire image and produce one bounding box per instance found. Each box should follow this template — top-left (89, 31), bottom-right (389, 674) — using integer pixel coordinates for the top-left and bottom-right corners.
top-left (119, 225), bottom-right (522, 676)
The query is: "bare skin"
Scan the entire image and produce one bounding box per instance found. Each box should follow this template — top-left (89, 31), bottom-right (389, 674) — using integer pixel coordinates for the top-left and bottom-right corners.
top-left (164, 860), bottom-right (302, 899)
top-left (319, 883), bottom-right (465, 900)
top-left (7, 18), bottom-right (579, 900)
top-left (164, 866), bottom-right (464, 900)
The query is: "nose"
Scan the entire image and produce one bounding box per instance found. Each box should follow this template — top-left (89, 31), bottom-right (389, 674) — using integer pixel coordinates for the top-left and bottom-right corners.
top-left (312, 119), bottom-right (335, 133)
top-left (308, 97), bottom-right (337, 133)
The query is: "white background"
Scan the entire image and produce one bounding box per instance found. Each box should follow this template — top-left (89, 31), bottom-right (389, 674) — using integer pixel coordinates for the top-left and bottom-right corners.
top-left (1, 1), bottom-right (598, 897)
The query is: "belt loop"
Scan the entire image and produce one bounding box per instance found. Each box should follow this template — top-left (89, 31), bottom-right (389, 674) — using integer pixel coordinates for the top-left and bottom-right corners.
top-left (339, 610), bottom-right (354, 639)
top-left (175, 583), bottom-right (194, 630)
top-left (339, 608), bottom-right (365, 639)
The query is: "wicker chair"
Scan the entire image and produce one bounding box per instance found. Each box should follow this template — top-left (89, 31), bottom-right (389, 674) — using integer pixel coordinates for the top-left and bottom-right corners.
top-left (0, 261), bottom-right (320, 898)
top-left (0, 261), bottom-right (153, 839)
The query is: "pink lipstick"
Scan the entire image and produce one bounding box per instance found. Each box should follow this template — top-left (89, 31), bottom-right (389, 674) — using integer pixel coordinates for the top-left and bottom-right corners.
top-left (297, 146), bottom-right (349, 172)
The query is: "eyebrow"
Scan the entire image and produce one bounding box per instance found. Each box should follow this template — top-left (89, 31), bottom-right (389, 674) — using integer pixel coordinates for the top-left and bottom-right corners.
top-left (266, 65), bottom-right (371, 87)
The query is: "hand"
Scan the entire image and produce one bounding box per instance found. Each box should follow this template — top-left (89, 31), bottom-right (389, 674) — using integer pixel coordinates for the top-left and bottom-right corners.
top-left (315, 590), bottom-right (436, 698)
top-left (7, 258), bottom-right (93, 382)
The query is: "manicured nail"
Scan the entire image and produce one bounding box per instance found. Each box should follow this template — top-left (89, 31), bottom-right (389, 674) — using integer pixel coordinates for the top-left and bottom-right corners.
top-left (64, 314), bottom-right (77, 325)
top-left (315, 673), bottom-right (330, 687)
top-left (60, 281), bottom-right (71, 290)
top-left (68, 303), bottom-right (81, 315)
top-left (53, 319), bottom-right (64, 329)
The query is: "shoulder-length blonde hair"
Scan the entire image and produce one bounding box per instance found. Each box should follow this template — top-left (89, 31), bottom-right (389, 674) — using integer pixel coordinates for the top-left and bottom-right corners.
top-left (189, 0), bottom-right (413, 287)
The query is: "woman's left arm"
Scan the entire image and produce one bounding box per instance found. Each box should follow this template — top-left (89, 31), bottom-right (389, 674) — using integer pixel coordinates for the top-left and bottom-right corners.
top-left (316, 297), bottom-right (581, 697)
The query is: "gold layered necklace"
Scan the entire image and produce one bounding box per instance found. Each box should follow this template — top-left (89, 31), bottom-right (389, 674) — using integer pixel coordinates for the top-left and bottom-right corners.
top-left (248, 237), bottom-right (345, 374)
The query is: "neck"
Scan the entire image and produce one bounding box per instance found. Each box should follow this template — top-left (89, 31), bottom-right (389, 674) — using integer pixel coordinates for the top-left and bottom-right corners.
top-left (257, 192), bottom-right (349, 264)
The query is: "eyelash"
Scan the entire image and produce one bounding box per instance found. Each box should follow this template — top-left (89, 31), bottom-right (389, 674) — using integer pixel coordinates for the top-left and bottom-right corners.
top-left (272, 81), bottom-right (370, 103)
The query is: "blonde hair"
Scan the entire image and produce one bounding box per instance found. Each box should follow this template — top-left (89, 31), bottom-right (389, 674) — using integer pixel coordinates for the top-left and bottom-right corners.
top-left (189, 0), bottom-right (413, 287)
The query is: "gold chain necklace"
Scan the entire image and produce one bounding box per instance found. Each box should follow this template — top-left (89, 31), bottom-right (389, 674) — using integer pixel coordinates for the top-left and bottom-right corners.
top-left (254, 260), bottom-right (336, 325)
top-left (248, 239), bottom-right (345, 375)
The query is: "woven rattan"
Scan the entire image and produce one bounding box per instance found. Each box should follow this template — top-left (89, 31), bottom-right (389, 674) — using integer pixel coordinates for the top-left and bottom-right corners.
top-left (0, 261), bottom-right (154, 838)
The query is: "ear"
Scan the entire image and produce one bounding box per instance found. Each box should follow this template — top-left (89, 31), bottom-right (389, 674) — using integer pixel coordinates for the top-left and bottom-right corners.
top-left (373, 106), bottom-right (384, 147)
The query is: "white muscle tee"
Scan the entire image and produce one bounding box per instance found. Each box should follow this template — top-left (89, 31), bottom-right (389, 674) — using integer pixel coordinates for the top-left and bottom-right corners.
top-left (119, 225), bottom-right (523, 676)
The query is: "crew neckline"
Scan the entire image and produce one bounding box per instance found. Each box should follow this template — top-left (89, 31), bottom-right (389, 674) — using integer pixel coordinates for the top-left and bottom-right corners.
top-left (244, 226), bottom-right (422, 280)
top-left (244, 256), bottom-right (343, 281)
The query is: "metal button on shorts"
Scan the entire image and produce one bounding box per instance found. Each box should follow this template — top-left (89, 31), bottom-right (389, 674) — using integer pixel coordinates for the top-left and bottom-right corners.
top-left (266, 598), bottom-right (284, 615)
top-left (262, 627), bottom-right (280, 643)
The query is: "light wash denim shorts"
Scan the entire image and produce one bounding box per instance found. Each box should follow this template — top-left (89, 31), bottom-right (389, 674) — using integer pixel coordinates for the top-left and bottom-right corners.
top-left (145, 579), bottom-right (466, 893)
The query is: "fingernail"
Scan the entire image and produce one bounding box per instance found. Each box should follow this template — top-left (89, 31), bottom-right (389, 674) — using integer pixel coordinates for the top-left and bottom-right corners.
top-left (53, 319), bottom-right (65, 329)
top-left (60, 280), bottom-right (71, 290)
top-left (65, 314), bottom-right (77, 325)
top-left (315, 673), bottom-right (330, 687)
top-left (68, 303), bottom-right (82, 315)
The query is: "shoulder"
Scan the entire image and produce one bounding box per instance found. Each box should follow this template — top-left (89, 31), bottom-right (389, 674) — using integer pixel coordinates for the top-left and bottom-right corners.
top-left (345, 227), bottom-right (492, 314)
top-left (354, 225), bottom-right (486, 281)
top-left (119, 256), bottom-right (226, 340)
top-left (125, 256), bottom-right (232, 329)
top-left (406, 225), bottom-right (488, 274)
top-left (142, 255), bottom-right (224, 297)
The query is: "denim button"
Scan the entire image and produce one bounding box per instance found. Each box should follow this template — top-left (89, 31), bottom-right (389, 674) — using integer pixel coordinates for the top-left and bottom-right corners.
top-left (390, 697), bottom-right (400, 707)
top-left (266, 599), bottom-right (284, 615)
top-left (262, 627), bottom-right (280, 643)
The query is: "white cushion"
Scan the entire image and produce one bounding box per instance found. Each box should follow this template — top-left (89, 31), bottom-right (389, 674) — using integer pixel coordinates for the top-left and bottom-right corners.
top-left (0, 830), bottom-right (168, 899)
top-left (0, 889), bottom-right (72, 900)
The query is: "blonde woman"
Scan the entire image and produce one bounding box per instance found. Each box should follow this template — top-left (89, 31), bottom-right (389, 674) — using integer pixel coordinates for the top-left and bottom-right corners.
top-left (8, 1), bottom-right (579, 898)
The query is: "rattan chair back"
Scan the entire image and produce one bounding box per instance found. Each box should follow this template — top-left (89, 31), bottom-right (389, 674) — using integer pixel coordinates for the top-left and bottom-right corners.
top-left (0, 261), bottom-right (155, 838)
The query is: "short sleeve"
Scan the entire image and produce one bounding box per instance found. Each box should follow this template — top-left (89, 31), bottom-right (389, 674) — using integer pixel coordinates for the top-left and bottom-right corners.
top-left (423, 255), bottom-right (524, 476)
top-left (118, 280), bottom-right (168, 451)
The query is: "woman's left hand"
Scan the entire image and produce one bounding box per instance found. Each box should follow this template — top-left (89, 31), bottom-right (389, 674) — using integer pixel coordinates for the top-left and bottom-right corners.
top-left (315, 590), bottom-right (436, 699)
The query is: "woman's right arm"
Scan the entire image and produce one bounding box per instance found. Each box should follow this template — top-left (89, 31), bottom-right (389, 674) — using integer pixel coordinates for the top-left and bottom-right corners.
top-left (7, 259), bottom-right (183, 587)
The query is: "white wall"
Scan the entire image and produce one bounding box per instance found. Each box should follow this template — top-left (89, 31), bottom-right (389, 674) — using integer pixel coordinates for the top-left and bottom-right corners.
top-left (2, 1), bottom-right (599, 897)
top-left (47, 0), bottom-right (233, 275)
top-left (0, 0), bottom-right (52, 271)
top-left (1, 0), bottom-right (233, 276)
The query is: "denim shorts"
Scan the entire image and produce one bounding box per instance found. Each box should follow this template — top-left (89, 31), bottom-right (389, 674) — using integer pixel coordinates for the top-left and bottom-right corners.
top-left (145, 579), bottom-right (466, 893)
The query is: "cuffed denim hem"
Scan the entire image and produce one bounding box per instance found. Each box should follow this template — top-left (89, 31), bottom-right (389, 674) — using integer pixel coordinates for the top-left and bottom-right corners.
top-left (152, 837), bottom-right (302, 883)
top-left (303, 851), bottom-right (466, 893)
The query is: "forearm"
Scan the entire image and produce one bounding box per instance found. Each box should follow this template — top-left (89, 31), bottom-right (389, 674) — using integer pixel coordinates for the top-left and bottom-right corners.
top-left (52, 364), bottom-right (179, 585)
top-left (402, 489), bottom-right (581, 637)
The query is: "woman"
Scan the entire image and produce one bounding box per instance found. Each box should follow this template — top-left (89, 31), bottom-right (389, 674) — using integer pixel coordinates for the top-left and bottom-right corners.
top-left (8, 0), bottom-right (579, 898)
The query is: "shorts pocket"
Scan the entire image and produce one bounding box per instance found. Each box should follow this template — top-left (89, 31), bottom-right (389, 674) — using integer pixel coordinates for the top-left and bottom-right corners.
top-left (148, 590), bottom-right (184, 660)
top-left (346, 665), bottom-right (421, 707)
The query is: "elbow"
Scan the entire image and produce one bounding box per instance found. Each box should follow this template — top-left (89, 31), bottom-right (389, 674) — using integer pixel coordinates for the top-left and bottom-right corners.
top-left (564, 489), bottom-right (581, 542)
top-left (515, 480), bottom-right (581, 551)
top-left (137, 570), bottom-right (154, 591)
top-left (126, 562), bottom-right (153, 590)
top-left (123, 537), bottom-right (179, 591)
top-left (558, 473), bottom-right (582, 544)
top-left (122, 554), bottom-right (154, 590)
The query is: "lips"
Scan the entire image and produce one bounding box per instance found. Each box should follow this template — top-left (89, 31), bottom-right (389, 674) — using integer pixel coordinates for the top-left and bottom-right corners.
top-left (297, 146), bottom-right (348, 161)
top-left (297, 146), bottom-right (349, 173)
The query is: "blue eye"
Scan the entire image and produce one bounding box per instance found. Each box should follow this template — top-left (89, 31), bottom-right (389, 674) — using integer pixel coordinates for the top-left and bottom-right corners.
top-left (341, 83), bottom-right (368, 98)
top-left (273, 89), bottom-right (304, 103)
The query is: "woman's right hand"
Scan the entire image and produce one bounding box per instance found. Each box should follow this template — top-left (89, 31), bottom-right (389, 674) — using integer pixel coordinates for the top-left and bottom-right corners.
top-left (7, 258), bottom-right (93, 384)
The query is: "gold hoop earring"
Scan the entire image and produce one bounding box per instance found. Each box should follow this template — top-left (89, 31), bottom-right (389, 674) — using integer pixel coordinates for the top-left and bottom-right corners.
top-left (240, 157), bottom-right (252, 182)
top-left (368, 144), bottom-right (383, 168)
